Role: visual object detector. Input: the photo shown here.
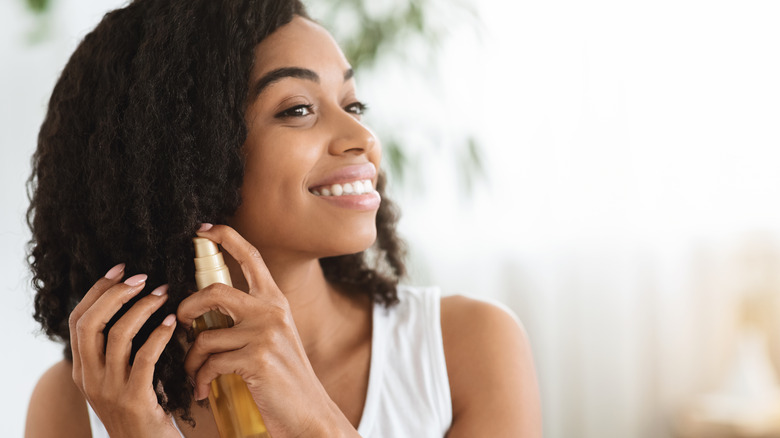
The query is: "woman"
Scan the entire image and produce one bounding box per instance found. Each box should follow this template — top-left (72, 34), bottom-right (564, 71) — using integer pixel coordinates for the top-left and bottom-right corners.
top-left (24, 0), bottom-right (541, 436)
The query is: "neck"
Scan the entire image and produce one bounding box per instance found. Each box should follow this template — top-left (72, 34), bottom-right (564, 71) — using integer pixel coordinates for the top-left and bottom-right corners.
top-left (221, 248), bottom-right (367, 361)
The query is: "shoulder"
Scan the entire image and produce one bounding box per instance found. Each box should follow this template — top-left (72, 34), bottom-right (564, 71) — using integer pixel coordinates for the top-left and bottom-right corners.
top-left (440, 295), bottom-right (542, 437)
top-left (26, 359), bottom-right (91, 438)
top-left (439, 295), bottom-right (530, 371)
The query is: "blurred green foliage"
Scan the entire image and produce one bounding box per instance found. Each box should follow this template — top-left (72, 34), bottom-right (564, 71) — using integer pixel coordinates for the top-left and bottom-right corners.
top-left (23, 0), bottom-right (485, 194)
top-left (24, 0), bottom-right (49, 13)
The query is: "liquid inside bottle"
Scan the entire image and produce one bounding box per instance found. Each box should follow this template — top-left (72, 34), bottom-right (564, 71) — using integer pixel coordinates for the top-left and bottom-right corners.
top-left (209, 373), bottom-right (270, 438)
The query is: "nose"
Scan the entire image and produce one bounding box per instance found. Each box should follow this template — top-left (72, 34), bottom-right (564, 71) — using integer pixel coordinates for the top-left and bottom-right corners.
top-left (328, 109), bottom-right (377, 156)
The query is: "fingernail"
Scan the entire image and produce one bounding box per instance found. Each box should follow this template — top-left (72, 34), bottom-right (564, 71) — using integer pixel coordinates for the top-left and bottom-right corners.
top-left (198, 223), bottom-right (213, 232)
top-left (162, 314), bottom-right (176, 326)
top-left (151, 284), bottom-right (169, 296)
top-left (105, 263), bottom-right (125, 280)
top-left (124, 274), bottom-right (147, 287)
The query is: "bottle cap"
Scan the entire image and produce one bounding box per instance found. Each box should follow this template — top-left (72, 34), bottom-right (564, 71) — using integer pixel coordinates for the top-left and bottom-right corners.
top-left (193, 237), bottom-right (219, 258)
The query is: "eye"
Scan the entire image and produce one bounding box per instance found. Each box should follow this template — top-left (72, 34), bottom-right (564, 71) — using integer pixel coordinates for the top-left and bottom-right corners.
top-left (345, 101), bottom-right (369, 116)
top-left (275, 104), bottom-right (314, 119)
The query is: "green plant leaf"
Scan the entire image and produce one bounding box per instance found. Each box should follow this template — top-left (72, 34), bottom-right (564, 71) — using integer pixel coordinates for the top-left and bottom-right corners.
top-left (25, 0), bottom-right (50, 14)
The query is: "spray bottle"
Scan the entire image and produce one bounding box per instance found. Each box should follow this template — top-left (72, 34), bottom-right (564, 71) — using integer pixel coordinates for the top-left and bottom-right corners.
top-left (192, 236), bottom-right (270, 438)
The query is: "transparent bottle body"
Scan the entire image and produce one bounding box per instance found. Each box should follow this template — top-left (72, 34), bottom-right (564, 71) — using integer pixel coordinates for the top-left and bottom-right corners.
top-left (193, 310), bottom-right (270, 438)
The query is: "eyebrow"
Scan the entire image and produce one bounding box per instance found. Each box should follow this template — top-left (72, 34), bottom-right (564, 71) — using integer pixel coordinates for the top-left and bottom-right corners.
top-left (251, 67), bottom-right (355, 98)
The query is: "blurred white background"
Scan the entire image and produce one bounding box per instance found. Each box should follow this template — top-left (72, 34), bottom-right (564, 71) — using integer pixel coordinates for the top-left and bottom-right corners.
top-left (3, 0), bottom-right (780, 437)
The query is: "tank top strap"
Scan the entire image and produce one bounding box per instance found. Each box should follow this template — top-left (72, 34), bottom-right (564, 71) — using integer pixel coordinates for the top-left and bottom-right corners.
top-left (357, 285), bottom-right (453, 437)
top-left (356, 290), bottom-right (390, 435)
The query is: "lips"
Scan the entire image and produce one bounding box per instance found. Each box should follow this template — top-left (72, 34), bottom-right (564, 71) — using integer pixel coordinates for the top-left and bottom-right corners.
top-left (307, 162), bottom-right (381, 211)
top-left (307, 162), bottom-right (378, 193)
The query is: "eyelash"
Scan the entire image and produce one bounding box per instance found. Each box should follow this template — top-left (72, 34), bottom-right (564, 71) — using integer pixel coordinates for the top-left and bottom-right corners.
top-left (275, 104), bottom-right (314, 119)
top-left (274, 101), bottom-right (369, 119)
top-left (345, 101), bottom-right (369, 116)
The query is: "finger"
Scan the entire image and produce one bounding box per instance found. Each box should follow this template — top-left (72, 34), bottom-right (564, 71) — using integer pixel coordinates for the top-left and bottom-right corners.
top-left (69, 263), bottom-right (126, 385)
top-left (195, 223), bottom-right (273, 295)
top-left (192, 350), bottom-right (253, 401)
top-left (77, 274), bottom-right (148, 373)
top-left (104, 284), bottom-right (170, 377)
top-left (128, 314), bottom-right (177, 390)
top-left (183, 326), bottom-right (248, 379)
top-left (176, 282), bottom-right (250, 327)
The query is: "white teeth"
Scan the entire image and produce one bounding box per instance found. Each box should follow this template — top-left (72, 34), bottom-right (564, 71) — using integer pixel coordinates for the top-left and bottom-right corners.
top-left (311, 179), bottom-right (375, 197)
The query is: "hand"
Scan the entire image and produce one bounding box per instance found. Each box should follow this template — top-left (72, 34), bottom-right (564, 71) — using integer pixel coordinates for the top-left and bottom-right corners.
top-left (178, 224), bottom-right (354, 437)
top-left (69, 264), bottom-right (180, 438)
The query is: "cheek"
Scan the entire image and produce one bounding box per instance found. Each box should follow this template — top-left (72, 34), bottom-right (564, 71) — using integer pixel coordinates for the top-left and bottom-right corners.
top-left (246, 128), bottom-right (320, 166)
top-left (233, 132), bottom-right (320, 235)
top-left (242, 130), bottom-right (322, 192)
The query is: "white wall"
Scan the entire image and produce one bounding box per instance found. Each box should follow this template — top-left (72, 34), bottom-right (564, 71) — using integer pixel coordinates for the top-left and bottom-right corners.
top-left (4, 0), bottom-right (780, 437)
top-left (404, 1), bottom-right (780, 437)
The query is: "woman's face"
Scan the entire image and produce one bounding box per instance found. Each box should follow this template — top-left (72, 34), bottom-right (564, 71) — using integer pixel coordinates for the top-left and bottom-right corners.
top-left (229, 16), bottom-right (382, 261)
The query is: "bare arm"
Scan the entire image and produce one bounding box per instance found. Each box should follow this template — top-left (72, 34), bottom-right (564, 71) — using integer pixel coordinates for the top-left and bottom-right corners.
top-left (26, 359), bottom-right (91, 438)
top-left (441, 296), bottom-right (542, 438)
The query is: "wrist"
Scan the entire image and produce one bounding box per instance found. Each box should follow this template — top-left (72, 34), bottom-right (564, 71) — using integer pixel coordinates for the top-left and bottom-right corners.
top-left (304, 399), bottom-right (360, 438)
top-left (329, 403), bottom-right (362, 438)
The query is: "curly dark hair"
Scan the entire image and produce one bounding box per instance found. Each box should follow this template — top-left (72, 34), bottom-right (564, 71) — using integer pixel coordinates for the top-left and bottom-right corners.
top-left (26, 0), bottom-right (405, 422)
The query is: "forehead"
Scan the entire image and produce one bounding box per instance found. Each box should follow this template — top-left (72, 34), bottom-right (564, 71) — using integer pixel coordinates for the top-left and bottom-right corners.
top-left (252, 16), bottom-right (350, 79)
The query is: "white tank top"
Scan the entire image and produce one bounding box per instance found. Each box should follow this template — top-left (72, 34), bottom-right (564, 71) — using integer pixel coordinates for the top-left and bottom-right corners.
top-left (87, 285), bottom-right (453, 437)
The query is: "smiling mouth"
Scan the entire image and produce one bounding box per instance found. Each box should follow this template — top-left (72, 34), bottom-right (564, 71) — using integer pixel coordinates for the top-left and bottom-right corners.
top-left (309, 179), bottom-right (375, 197)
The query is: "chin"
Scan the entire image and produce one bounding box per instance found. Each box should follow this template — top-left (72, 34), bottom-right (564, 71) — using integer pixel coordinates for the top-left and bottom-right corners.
top-left (321, 227), bottom-right (377, 258)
